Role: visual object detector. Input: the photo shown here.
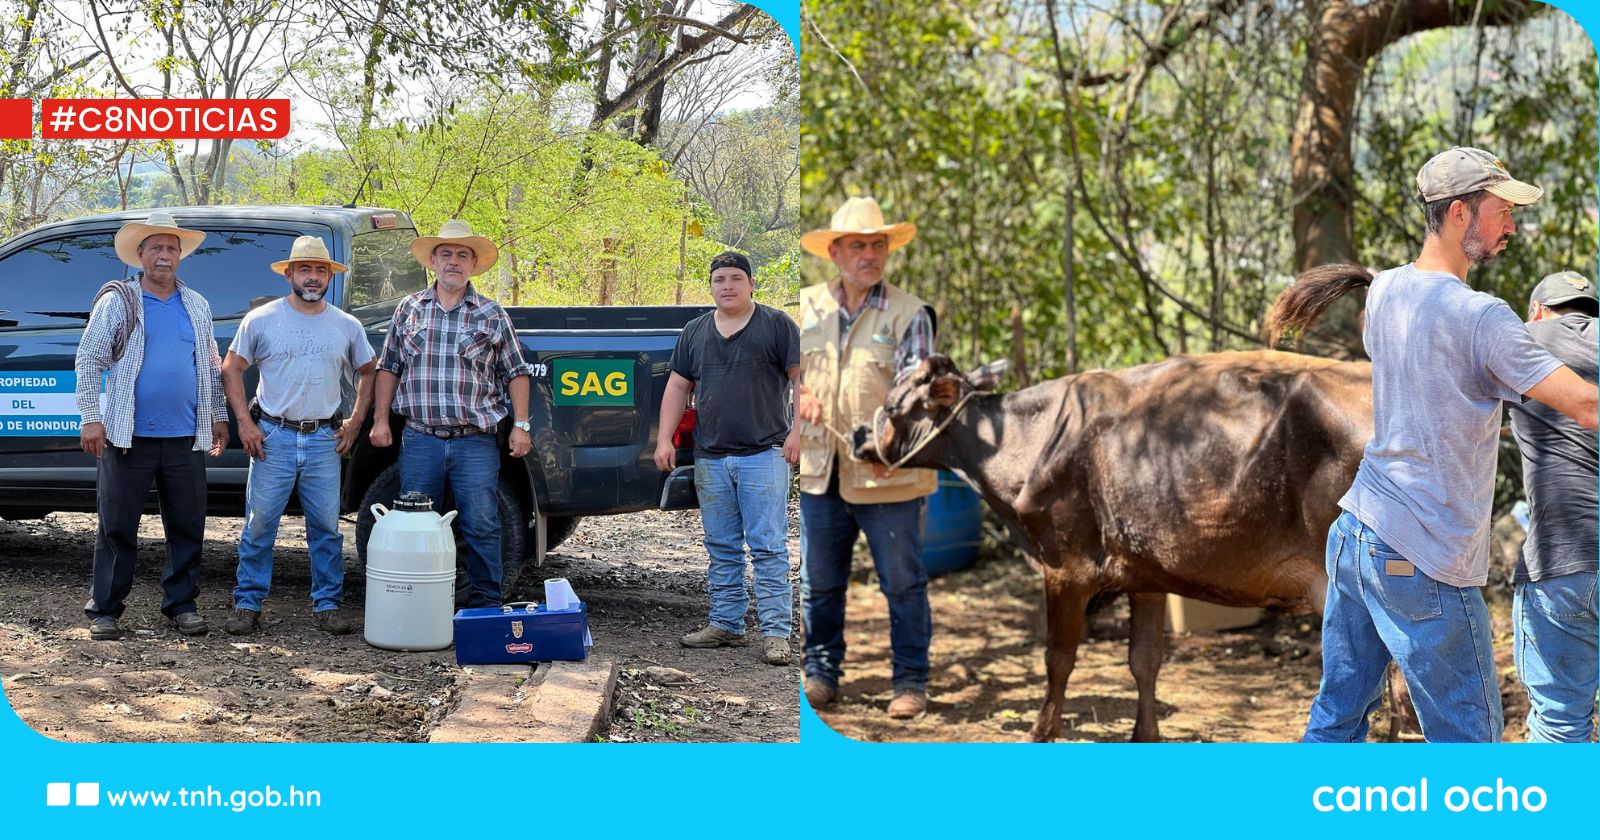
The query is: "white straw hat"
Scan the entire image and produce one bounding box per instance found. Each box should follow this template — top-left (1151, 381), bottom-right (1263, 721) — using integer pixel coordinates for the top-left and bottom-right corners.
top-left (113, 209), bottom-right (206, 268)
top-left (800, 197), bottom-right (917, 258)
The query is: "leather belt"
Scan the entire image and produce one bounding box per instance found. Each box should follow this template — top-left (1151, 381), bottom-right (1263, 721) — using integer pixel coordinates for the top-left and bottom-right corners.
top-left (258, 412), bottom-right (335, 433)
top-left (405, 419), bottom-right (488, 439)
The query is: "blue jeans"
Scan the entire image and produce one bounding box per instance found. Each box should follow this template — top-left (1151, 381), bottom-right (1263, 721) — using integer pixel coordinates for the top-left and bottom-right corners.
top-left (800, 479), bottom-right (930, 693)
top-left (1514, 572), bottom-right (1598, 742)
top-left (234, 423), bottom-right (344, 613)
top-left (399, 426), bottom-right (503, 607)
top-left (694, 448), bottom-right (793, 638)
top-left (1304, 511), bottom-right (1502, 742)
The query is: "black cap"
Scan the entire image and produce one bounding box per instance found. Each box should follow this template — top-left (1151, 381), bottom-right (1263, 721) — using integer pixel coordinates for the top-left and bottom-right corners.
top-left (394, 491), bottom-right (434, 511)
top-left (709, 251), bottom-right (753, 280)
top-left (1529, 271), bottom-right (1599, 312)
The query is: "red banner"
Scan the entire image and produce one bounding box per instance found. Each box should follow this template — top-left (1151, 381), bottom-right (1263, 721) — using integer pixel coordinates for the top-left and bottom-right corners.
top-left (39, 99), bottom-right (289, 140)
top-left (0, 99), bottom-right (30, 139)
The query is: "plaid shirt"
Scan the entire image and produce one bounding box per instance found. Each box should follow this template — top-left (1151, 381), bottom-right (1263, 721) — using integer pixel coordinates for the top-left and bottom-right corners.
top-left (836, 280), bottom-right (935, 382)
top-left (378, 282), bottom-right (533, 430)
top-left (74, 274), bottom-right (227, 450)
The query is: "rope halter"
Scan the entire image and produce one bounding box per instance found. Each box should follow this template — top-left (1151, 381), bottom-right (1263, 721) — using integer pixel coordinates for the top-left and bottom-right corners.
top-left (869, 389), bottom-right (980, 470)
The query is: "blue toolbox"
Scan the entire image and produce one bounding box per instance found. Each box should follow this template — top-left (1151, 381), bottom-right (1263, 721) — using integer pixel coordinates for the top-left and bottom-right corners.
top-left (453, 601), bottom-right (592, 664)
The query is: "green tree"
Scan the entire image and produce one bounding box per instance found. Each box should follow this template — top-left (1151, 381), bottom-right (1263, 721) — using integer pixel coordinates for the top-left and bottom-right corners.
top-left (231, 90), bottom-right (732, 306)
top-left (801, 0), bottom-right (1595, 378)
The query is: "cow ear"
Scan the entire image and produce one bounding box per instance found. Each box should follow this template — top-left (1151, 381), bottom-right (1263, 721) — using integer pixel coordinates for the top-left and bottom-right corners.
top-left (965, 359), bottom-right (1008, 391)
top-left (925, 376), bottom-right (962, 408)
top-left (920, 353), bottom-right (957, 380)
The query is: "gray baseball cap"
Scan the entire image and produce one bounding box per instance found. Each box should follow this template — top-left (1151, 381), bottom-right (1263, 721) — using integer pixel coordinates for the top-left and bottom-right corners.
top-left (1416, 146), bottom-right (1543, 205)
top-left (1529, 270), bottom-right (1598, 311)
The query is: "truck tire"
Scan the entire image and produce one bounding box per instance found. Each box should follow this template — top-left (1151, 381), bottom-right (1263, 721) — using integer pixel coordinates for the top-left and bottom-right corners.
top-left (543, 516), bottom-right (582, 553)
top-left (355, 465), bottom-right (527, 607)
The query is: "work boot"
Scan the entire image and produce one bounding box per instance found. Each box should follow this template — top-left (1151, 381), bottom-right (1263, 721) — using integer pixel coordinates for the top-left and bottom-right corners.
top-left (761, 636), bottom-right (791, 666)
top-left (680, 625), bottom-right (744, 648)
top-left (803, 676), bottom-right (838, 710)
top-left (887, 690), bottom-right (927, 719)
top-left (171, 611), bottom-right (208, 636)
top-left (312, 608), bottom-right (354, 635)
top-left (88, 616), bottom-right (121, 641)
top-left (224, 608), bottom-right (261, 636)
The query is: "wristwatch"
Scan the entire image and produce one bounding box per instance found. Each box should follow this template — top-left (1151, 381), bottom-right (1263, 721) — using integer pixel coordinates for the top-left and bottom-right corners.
top-left (513, 420), bottom-right (531, 432)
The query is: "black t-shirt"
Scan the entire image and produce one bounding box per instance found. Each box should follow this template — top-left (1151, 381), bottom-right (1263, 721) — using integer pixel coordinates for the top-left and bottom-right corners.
top-left (1510, 312), bottom-right (1598, 582)
top-left (668, 303), bottom-right (801, 458)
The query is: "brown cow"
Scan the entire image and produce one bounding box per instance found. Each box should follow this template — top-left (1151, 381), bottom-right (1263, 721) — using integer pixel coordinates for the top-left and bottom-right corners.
top-left (850, 347), bottom-right (1373, 741)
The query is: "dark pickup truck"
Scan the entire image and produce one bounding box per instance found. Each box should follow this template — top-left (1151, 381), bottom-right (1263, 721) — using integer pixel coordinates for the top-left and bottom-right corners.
top-left (0, 205), bottom-right (708, 597)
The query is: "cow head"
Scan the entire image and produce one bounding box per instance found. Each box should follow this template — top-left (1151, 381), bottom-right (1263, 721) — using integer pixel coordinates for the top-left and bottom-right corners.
top-left (851, 354), bottom-right (1008, 467)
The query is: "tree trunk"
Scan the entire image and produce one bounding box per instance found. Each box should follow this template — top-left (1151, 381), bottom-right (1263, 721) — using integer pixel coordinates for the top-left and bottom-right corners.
top-left (636, 82), bottom-right (666, 146)
top-left (1292, 0), bottom-right (1542, 272)
top-left (676, 201), bottom-right (688, 304)
top-left (613, 2), bottom-right (672, 143)
top-left (1063, 161), bottom-right (1077, 375)
top-left (1289, 0), bottom-right (1542, 357)
top-left (359, 0), bottom-right (393, 136)
top-left (1291, 0), bottom-right (1364, 273)
top-left (1010, 304), bottom-right (1031, 387)
top-left (598, 237), bottom-right (618, 306)
top-left (588, 5), bottom-right (760, 136)
top-left (506, 183), bottom-right (525, 304)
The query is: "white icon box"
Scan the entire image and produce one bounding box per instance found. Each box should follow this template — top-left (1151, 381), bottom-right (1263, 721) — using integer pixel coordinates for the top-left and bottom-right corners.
top-left (76, 782), bottom-right (100, 806)
top-left (46, 782), bottom-right (70, 807)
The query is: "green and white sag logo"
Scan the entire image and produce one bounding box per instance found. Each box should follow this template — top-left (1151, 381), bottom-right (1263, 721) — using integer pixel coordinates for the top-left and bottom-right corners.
top-left (552, 359), bottom-right (633, 406)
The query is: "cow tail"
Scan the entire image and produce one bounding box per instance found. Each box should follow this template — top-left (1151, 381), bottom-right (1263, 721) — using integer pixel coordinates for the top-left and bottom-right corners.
top-left (1266, 264), bottom-right (1374, 346)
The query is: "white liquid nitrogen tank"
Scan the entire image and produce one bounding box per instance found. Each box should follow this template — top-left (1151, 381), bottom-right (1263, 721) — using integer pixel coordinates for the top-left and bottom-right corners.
top-left (364, 491), bottom-right (457, 651)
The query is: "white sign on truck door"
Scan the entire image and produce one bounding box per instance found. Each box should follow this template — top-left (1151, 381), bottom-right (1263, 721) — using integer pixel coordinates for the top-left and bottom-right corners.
top-left (0, 372), bottom-right (105, 436)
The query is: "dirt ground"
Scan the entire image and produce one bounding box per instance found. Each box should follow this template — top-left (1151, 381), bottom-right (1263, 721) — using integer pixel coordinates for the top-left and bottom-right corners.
top-left (556, 506), bottom-right (800, 743)
top-left (813, 553), bottom-right (1532, 743)
top-left (0, 508), bottom-right (799, 743)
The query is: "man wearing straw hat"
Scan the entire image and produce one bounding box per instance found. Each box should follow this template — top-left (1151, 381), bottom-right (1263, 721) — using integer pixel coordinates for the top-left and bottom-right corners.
top-left (219, 236), bottom-right (377, 636)
top-left (371, 220), bottom-right (534, 608)
top-left (796, 196), bottom-right (938, 719)
top-left (74, 209), bottom-right (229, 641)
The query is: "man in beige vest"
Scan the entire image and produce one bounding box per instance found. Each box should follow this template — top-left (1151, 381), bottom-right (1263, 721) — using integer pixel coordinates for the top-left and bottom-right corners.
top-left (796, 197), bottom-right (938, 719)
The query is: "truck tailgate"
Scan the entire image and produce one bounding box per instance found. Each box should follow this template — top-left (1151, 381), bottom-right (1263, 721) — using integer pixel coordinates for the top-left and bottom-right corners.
top-left (509, 305), bottom-right (709, 515)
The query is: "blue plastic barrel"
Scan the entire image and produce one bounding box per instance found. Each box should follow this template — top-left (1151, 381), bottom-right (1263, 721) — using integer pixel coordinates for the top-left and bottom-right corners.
top-left (920, 471), bottom-right (983, 577)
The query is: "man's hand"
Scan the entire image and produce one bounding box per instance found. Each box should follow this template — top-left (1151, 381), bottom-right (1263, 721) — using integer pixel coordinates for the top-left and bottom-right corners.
top-left (80, 421), bottom-right (106, 458)
top-left (334, 419), bottom-right (361, 456)
top-left (238, 419), bottom-right (266, 460)
top-left (654, 439), bottom-right (676, 473)
top-left (509, 426), bottom-right (531, 459)
top-left (209, 421), bottom-right (230, 458)
top-left (370, 422), bottom-right (393, 448)
top-left (870, 462), bottom-right (894, 480)
top-left (782, 428), bottom-right (802, 465)
top-left (796, 392), bottom-right (823, 426)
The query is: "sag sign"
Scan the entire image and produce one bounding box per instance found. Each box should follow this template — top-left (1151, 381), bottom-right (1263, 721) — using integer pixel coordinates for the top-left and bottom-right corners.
top-left (559, 370), bottom-right (628, 398)
top-left (551, 360), bottom-right (633, 406)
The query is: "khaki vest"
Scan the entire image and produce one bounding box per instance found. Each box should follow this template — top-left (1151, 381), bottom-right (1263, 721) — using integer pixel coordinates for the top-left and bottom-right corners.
top-left (796, 279), bottom-right (938, 503)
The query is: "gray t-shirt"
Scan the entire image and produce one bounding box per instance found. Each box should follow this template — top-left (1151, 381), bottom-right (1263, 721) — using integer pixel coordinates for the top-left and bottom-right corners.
top-left (1339, 264), bottom-right (1563, 587)
top-left (232, 298), bottom-right (374, 421)
top-left (1510, 312), bottom-right (1598, 583)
